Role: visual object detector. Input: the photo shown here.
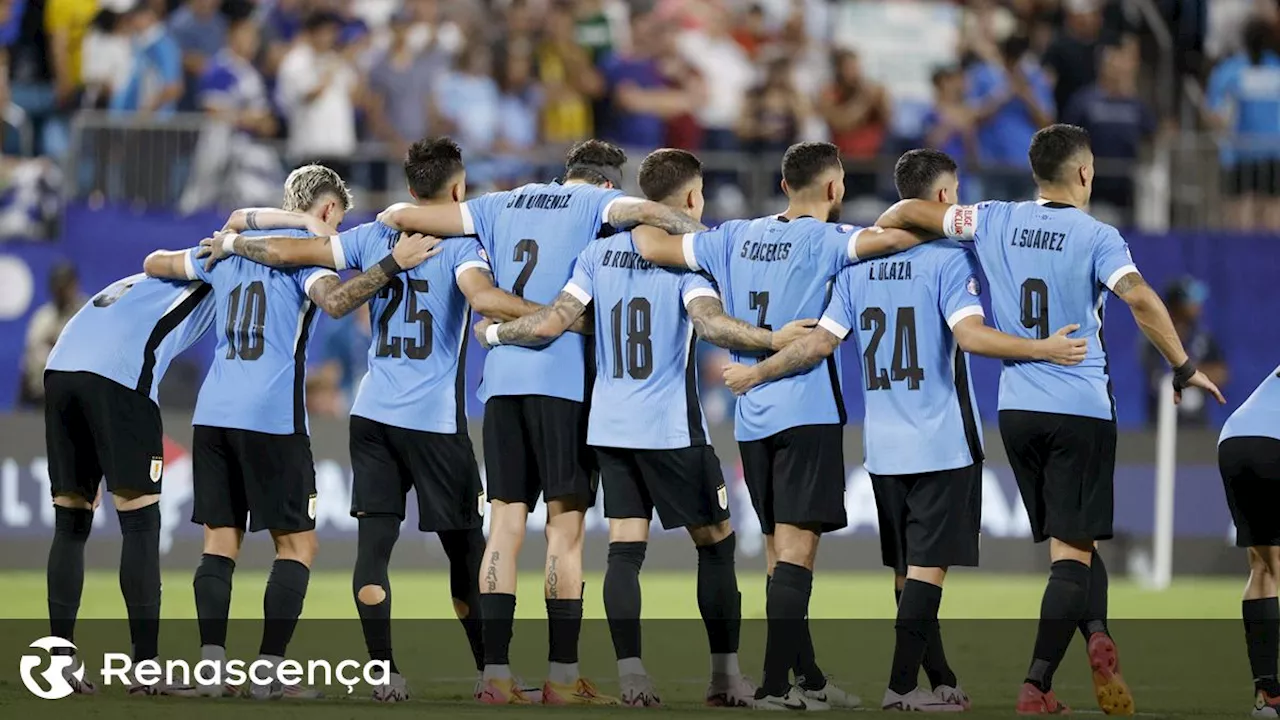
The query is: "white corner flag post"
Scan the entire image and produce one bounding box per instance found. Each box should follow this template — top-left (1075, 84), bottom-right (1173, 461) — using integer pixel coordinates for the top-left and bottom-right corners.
top-left (1151, 372), bottom-right (1178, 591)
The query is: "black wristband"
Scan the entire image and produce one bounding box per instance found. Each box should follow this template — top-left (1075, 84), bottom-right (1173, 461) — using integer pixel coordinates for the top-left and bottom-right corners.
top-left (378, 254), bottom-right (402, 276)
top-left (1172, 360), bottom-right (1197, 389)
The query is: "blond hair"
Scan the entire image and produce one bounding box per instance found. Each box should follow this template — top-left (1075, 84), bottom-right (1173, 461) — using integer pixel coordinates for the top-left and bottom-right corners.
top-left (282, 164), bottom-right (354, 213)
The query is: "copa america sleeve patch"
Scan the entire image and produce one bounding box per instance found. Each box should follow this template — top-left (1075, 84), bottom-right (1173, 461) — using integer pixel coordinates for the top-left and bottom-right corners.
top-left (943, 204), bottom-right (978, 240)
top-left (966, 276), bottom-right (981, 296)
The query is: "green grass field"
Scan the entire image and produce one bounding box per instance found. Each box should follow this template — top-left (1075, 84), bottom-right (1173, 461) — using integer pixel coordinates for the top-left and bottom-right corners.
top-left (0, 571), bottom-right (1255, 719)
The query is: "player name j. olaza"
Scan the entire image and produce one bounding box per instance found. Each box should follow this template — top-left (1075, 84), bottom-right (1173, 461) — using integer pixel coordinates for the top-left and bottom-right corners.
top-left (1010, 226), bottom-right (1067, 252)
top-left (868, 259), bottom-right (913, 281)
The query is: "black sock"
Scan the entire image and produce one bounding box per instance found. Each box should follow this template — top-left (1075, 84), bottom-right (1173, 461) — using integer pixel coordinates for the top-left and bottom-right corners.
top-left (604, 541), bottom-right (645, 661)
top-left (547, 596), bottom-right (584, 665)
top-left (118, 504), bottom-right (161, 662)
top-left (1025, 559), bottom-right (1091, 692)
top-left (194, 553), bottom-right (235, 649)
top-left (48, 506), bottom-right (92, 642)
top-left (353, 516), bottom-right (399, 673)
top-left (894, 586), bottom-right (903, 605)
top-left (480, 593), bottom-right (516, 666)
top-left (901, 579), bottom-right (957, 688)
top-left (1079, 549), bottom-right (1109, 638)
top-left (888, 579), bottom-right (942, 694)
top-left (762, 562), bottom-right (812, 696)
top-left (696, 533), bottom-right (741, 655)
top-left (1244, 598), bottom-right (1280, 695)
top-left (440, 528), bottom-right (486, 672)
top-left (260, 559), bottom-right (310, 657)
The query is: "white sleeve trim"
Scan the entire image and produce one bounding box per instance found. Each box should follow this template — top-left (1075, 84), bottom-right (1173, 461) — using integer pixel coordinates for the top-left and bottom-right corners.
top-left (943, 204), bottom-right (978, 240)
top-left (817, 315), bottom-right (850, 340)
top-left (563, 281), bottom-right (592, 305)
top-left (454, 260), bottom-right (490, 280)
top-left (682, 286), bottom-right (719, 307)
top-left (329, 234), bottom-right (346, 271)
top-left (304, 269), bottom-right (338, 295)
top-left (847, 228), bottom-right (865, 262)
top-left (946, 305), bottom-right (985, 329)
top-left (1104, 264), bottom-right (1139, 292)
top-left (182, 251), bottom-right (198, 280)
top-left (459, 202), bottom-right (477, 235)
top-left (601, 196), bottom-right (630, 225)
top-left (681, 233), bottom-right (701, 270)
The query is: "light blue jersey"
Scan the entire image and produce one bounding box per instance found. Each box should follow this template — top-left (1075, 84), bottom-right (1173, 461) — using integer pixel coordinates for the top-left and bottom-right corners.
top-left (683, 215), bottom-right (862, 441)
top-left (1220, 366), bottom-right (1280, 443)
top-left (946, 200), bottom-right (1137, 420)
top-left (563, 231), bottom-right (716, 450)
top-left (186, 231), bottom-right (336, 435)
top-left (332, 221), bottom-right (490, 434)
top-left (820, 241), bottom-right (984, 475)
top-left (461, 181), bottom-right (625, 402)
top-left (45, 273), bottom-right (215, 402)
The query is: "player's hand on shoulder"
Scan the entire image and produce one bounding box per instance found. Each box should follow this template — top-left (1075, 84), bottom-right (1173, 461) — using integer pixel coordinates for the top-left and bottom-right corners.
top-left (391, 232), bottom-right (443, 270)
top-left (772, 318), bottom-right (817, 351)
top-left (722, 363), bottom-right (759, 396)
top-left (377, 202), bottom-right (415, 230)
top-left (474, 318), bottom-right (496, 349)
top-left (1038, 324), bottom-right (1087, 366)
top-left (198, 230), bottom-right (236, 271)
top-left (1178, 370), bottom-right (1226, 406)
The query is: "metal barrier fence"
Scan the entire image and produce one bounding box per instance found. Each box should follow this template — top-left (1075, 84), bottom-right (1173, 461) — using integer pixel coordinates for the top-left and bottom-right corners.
top-left (62, 111), bottom-right (1280, 231)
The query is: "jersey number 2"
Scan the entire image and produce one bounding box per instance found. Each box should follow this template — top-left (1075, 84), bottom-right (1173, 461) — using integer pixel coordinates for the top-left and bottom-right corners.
top-left (860, 307), bottom-right (924, 391)
top-left (512, 239), bottom-right (539, 297)
top-left (225, 281), bottom-right (266, 361)
top-left (375, 278), bottom-right (432, 360)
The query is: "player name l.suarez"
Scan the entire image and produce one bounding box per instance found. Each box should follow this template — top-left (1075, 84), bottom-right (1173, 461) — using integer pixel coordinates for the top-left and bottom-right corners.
top-left (738, 240), bottom-right (792, 262)
top-left (1009, 226), bottom-right (1067, 252)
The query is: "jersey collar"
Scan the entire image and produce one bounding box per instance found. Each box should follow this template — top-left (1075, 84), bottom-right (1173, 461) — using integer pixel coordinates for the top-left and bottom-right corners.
top-left (774, 214), bottom-right (814, 222)
top-left (1035, 198), bottom-right (1075, 210)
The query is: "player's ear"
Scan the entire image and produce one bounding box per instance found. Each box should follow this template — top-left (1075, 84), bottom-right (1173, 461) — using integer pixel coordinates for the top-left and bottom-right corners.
top-left (685, 188), bottom-right (695, 211)
top-left (827, 179), bottom-right (837, 202)
top-left (450, 181), bottom-right (463, 202)
top-left (407, 185), bottom-right (419, 202)
top-left (780, 178), bottom-right (790, 196)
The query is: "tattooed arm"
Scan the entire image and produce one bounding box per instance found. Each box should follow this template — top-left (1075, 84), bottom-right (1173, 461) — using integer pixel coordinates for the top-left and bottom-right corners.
top-left (721, 326), bottom-right (843, 395)
top-left (307, 233), bottom-right (443, 318)
top-left (481, 291), bottom-right (588, 348)
top-left (686, 296), bottom-right (815, 353)
top-left (606, 196), bottom-right (707, 234)
top-left (198, 231), bottom-right (443, 272)
top-left (223, 207), bottom-right (333, 237)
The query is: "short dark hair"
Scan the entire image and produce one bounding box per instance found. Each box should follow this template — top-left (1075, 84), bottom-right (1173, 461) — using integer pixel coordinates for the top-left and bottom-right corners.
top-left (304, 11), bottom-right (342, 33)
top-left (893, 149), bottom-right (958, 200)
top-left (781, 142), bottom-right (842, 192)
top-left (637, 149), bottom-right (702, 202)
top-left (1028, 124), bottom-right (1092, 183)
top-left (404, 137), bottom-right (465, 199)
top-left (564, 139), bottom-right (627, 186)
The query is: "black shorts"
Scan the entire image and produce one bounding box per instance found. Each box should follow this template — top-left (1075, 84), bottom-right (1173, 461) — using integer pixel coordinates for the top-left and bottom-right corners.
top-left (482, 395), bottom-right (597, 508)
top-left (1225, 160), bottom-right (1280, 196)
top-left (191, 425), bottom-right (317, 533)
top-left (595, 445), bottom-right (730, 530)
top-left (999, 410), bottom-right (1116, 544)
top-left (349, 416), bottom-right (484, 532)
top-left (44, 371), bottom-right (165, 500)
top-left (738, 424), bottom-right (847, 535)
top-left (1219, 436), bottom-right (1280, 548)
top-left (871, 462), bottom-right (983, 575)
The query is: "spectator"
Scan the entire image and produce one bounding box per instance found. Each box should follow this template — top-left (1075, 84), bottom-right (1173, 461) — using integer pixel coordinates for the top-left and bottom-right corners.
top-left (367, 12), bottom-right (445, 161)
top-left (400, 0), bottom-right (464, 58)
top-left (968, 35), bottom-right (1054, 200)
top-left (1063, 42), bottom-right (1155, 220)
top-left (32, 0), bottom-right (97, 156)
top-left (536, 2), bottom-right (602, 144)
top-left (168, 0), bottom-right (227, 110)
top-left (573, 0), bottom-right (628, 65)
top-left (676, 4), bottom-right (754, 158)
top-left (260, 0), bottom-right (305, 76)
top-left (1142, 277), bottom-right (1229, 427)
top-left (80, 9), bottom-right (132, 110)
top-left (599, 12), bottom-right (696, 150)
top-left (110, 3), bottom-right (183, 116)
top-left (197, 15), bottom-right (274, 138)
top-left (1042, 0), bottom-right (1104, 120)
top-left (921, 66), bottom-right (977, 181)
top-left (433, 44), bottom-right (502, 180)
top-left (276, 11), bottom-right (359, 174)
top-left (819, 49), bottom-right (891, 199)
top-left (730, 4), bottom-right (770, 60)
top-left (46, 0), bottom-right (96, 112)
top-left (493, 49), bottom-right (542, 185)
top-left (1206, 17), bottom-right (1280, 230)
top-left (19, 261), bottom-right (82, 407)
top-left (739, 57), bottom-right (806, 155)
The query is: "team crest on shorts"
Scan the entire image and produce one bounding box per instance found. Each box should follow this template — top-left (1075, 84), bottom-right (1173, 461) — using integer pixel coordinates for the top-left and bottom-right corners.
top-left (149, 457), bottom-right (164, 483)
top-left (477, 491), bottom-right (486, 517)
top-left (307, 494), bottom-right (317, 520)
top-left (716, 484), bottom-right (728, 510)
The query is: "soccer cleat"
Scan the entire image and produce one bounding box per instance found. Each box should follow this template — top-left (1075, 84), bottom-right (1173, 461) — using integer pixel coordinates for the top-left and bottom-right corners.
top-left (799, 675), bottom-right (861, 709)
top-left (619, 673), bottom-right (662, 707)
top-left (934, 684), bottom-right (972, 710)
top-left (706, 673), bottom-right (759, 707)
top-left (754, 685), bottom-right (830, 711)
top-left (281, 683), bottom-right (324, 700)
top-left (1016, 683), bottom-right (1070, 715)
top-left (128, 681), bottom-right (199, 697)
top-left (1086, 632), bottom-right (1134, 716)
top-left (476, 677), bottom-right (533, 705)
top-left (882, 687), bottom-right (966, 712)
top-left (541, 677), bottom-right (620, 705)
top-left (59, 661), bottom-right (96, 695)
top-left (247, 680), bottom-right (283, 701)
top-left (371, 673), bottom-right (410, 703)
top-left (1254, 690), bottom-right (1280, 718)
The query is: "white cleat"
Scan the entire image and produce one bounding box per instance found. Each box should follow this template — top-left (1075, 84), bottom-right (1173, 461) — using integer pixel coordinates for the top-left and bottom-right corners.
top-left (195, 680), bottom-right (241, 698)
top-left (371, 673), bottom-right (410, 703)
top-left (755, 686), bottom-right (830, 711)
top-left (619, 673), bottom-right (662, 707)
top-left (247, 680), bottom-right (283, 701)
top-left (933, 684), bottom-right (971, 710)
top-left (128, 681), bottom-right (200, 697)
top-left (62, 662), bottom-right (97, 696)
top-left (281, 683), bottom-right (324, 700)
top-left (883, 687), bottom-right (967, 712)
top-left (800, 676), bottom-right (861, 709)
top-left (706, 673), bottom-right (759, 708)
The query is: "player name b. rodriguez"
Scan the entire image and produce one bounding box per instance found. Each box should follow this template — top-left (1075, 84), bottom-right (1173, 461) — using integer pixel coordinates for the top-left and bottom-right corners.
top-left (601, 249), bottom-right (656, 271)
top-left (1009, 227), bottom-right (1067, 252)
top-left (739, 240), bottom-right (792, 262)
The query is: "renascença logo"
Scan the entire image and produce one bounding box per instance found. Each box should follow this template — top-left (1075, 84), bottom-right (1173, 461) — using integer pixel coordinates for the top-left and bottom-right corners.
top-left (20, 637), bottom-right (83, 700)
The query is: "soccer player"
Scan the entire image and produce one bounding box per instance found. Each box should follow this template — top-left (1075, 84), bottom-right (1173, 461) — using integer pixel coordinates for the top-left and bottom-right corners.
top-left (200, 138), bottom-right (546, 701)
top-left (630, 141), bottom-right (941, 710)
top-left (144, 165), bottom-right (439, 700)
top-left (376, 140), bottom-right (706, 705)
top-left (1218, 365), bottom-right (1280, 717)
top-left (476, 148), bottom-right (814, 708)
top-left (875, 124), bottom-right (1226, 715)
top-left (721, 149), bottom-right (1088, 711)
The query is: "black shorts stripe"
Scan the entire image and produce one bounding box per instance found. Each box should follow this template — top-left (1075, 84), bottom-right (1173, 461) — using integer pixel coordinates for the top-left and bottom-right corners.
top-left (684, 331), bottom-right (706, 446)
top-left (952, 344), bottom-right (984, 464)
top-left (293, 303), bottom-right (319, 435)
top-left (136, 283), bottom-right (212, 397)
top-left (454, 304), bottom-right (470, 432)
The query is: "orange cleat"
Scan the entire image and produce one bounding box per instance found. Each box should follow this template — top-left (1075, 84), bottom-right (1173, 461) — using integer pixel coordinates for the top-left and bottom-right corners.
top-left (476, 677), bottom-right (532, 705)
top-left (1086, 632), bottom-right (1135, 716)
top-left (541, 677), bottom-right (619, 705)
top-left (1016, 682), bottom-right (1071, 715)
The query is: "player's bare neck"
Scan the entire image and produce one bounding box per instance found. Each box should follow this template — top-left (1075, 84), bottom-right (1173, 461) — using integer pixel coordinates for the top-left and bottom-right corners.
top-left (1036, 184), bottom-right (1083, 209)
top-left (781, 200), bottom-right (829, 223)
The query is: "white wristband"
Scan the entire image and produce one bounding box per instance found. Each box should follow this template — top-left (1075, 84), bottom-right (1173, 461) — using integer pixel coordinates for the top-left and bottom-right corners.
top-left (221, 233), bottom-right (239, 255)
top-left (485, 323), bottom-right (503, 347)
